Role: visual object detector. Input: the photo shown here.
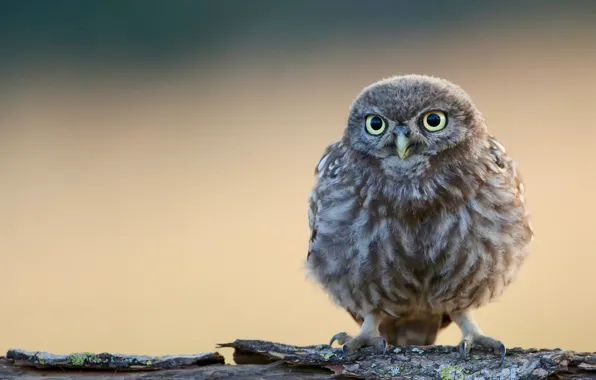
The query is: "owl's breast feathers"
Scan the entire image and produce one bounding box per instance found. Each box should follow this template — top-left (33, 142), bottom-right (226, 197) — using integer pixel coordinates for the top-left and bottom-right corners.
top-left (306, 136), bottom-right (533, 319)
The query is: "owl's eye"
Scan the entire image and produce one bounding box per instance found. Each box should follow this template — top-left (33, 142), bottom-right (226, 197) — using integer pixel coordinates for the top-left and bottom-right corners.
top-left (422, 111), bottom-right (447, 131)
top-left (365, 115), bottom-right (386, 135)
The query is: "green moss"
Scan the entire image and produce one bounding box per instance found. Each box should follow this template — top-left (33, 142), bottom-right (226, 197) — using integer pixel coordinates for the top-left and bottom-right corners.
top-left (69, 353), bottom-right (87, 366)
top-left (322, 352), bottom-right (334, 360)
top-left (440, 365), bottom-right (465, 380)
top-left (39, 359), bottom-right (46, 365)
top-left (145, 360), bottom-right (153, 366)
top-left (68, 352), bottom-right (95, 367)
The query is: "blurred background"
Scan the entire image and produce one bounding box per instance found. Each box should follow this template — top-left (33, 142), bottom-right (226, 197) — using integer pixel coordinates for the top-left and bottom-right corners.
top-left (1, 0), bottom-right (595, 363)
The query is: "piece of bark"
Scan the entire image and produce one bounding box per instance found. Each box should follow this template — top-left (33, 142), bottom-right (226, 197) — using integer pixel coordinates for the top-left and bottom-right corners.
top-left (0, 358), bottom-right (337, 379)
top-left (218, 339), bottom-right (596, 379)
top-left (3, 340), bottom-right (596, 379)
top-left (5, 348), bottom-right (224, 370)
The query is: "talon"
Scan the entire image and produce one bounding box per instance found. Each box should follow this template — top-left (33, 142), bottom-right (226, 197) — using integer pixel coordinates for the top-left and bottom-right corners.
top-left (379, 338), bottom-right (388, 355)
top-left (342, 344), bottom-right (350, 357)
top-left (330, 332), bottom-right (349, 347)
top-left (497, 343), bottom-right (506, 365)
top-left (458, 340), bottom-right (470, 360)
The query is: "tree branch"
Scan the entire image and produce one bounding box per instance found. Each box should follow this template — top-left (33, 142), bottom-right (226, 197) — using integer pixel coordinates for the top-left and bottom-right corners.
top-left (218, 340), bottom-right (596, 379)
top-left (2, 340), bottom-right (596, 379)
top-left (5, 348), bottom-right (224, 370)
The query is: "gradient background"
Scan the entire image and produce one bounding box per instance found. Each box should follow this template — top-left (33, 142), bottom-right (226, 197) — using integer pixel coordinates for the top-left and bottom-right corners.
top-left (1, 1), bottom-right (595, 362)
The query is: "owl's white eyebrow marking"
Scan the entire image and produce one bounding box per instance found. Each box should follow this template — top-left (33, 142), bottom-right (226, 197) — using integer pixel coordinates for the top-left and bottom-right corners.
top-left (366, 106), bottom-right (385, 118)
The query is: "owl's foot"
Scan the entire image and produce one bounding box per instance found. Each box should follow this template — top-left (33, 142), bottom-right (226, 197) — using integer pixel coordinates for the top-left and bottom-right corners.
top-left (450, 311), bottom-right (506, 365)
top-left (458, 334), bottom-right (506, 363)
top-left (329, 332), bottom-right (387, 356)
top-left (329, 313), bottom-right (386, 357)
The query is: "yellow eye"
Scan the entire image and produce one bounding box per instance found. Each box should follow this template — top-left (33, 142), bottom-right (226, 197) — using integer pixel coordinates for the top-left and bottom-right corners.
top-left (365, 114), bottom-right (386, 135)
top-left (422, 111), bottom-right (447, 131)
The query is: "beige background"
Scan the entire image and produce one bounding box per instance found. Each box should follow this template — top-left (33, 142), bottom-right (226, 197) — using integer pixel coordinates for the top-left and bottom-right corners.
top-left (1, 10), bottom-right (595, 362)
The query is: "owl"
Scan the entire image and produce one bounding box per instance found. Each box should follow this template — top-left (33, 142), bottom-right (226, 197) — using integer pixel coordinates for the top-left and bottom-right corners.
top-left (305, 74), bottom-right (533, 362)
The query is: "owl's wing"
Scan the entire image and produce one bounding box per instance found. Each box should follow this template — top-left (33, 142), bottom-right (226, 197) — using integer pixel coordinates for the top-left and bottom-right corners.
top-left (487, 134), bottom-right (534, 239)
top-left (488, 135), bottom-right (528, 205)
top-left (307, 140), bottom-right (343, 254)
top-left (313, 139), bottom-right (344, 179)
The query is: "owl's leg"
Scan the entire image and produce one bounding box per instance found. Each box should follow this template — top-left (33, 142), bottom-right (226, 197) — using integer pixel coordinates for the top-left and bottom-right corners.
top-left (329, 313), bottom-right (387, 356)
top-left (450, 311), bottom-right (506, 364)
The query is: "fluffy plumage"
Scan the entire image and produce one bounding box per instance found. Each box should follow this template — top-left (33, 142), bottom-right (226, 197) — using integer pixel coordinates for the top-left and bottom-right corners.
top-left (305, 74), bottom-right (533, 359)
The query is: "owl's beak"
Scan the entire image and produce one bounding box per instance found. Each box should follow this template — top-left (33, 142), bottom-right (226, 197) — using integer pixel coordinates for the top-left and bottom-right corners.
top-left (395, 128), bottom-right (412, 159)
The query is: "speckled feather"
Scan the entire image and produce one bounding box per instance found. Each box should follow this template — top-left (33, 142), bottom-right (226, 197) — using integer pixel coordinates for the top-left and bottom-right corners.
top-left (305, 75), bottom-right (533, 347)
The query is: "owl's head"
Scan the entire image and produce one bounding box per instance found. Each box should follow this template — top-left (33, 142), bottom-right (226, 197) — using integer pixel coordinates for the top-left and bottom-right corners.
top-left (343, 75), bottom-right (487, 176)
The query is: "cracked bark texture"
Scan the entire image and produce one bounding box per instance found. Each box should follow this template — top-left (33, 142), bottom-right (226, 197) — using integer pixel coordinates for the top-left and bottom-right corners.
top-left (2, 340), bottom-right (596, 379)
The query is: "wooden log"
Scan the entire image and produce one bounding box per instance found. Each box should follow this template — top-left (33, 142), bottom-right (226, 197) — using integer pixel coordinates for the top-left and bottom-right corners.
top-left (5, 348), bottom-right (224, 371)
top-left (219, 340), bottom-right (596, 379)
top-left (0, 356), bottom-right (334, 379)
top-left (2, 340), bottom-right (596, 379)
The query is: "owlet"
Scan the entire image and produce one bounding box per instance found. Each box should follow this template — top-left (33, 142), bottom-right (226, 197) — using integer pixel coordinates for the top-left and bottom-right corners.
top-left (305, 74), bottom-right (533, 361)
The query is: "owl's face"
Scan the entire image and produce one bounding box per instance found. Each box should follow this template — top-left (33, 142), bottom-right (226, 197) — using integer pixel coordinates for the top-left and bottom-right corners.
top-left (343, 75), bottom-right (487, 174)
